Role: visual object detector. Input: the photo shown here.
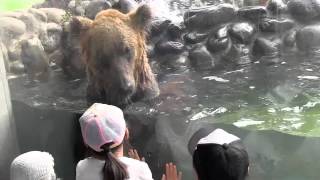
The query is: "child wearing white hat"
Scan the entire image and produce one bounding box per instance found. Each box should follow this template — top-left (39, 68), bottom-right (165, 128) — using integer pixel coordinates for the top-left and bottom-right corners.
top-left (10, 151), bottom-right (56, 180)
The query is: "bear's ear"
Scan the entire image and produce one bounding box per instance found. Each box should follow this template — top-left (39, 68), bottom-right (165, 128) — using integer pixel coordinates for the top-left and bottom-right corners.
top-left (129, 4), bottom-right (152, 31)
top-left (69, 16), bottom-right (93, 35)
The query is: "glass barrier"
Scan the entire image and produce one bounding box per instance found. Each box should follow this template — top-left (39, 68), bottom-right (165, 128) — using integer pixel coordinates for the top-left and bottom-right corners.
top-left (1, 0), bottom-right (320, 179)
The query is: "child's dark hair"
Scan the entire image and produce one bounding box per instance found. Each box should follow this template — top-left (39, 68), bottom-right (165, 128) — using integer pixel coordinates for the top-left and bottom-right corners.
top-left (193, 140), bottom-right (249, 180)
top-left (87, 143), bottom-right (128, 180)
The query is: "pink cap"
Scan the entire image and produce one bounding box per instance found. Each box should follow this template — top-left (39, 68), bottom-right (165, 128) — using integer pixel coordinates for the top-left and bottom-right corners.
top-left (79, 103), bottom-right (126, 152)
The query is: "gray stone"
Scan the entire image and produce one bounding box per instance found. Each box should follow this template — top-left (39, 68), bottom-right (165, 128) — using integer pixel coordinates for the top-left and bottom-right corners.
top-left (296, 25), bottom-right (320, 53)
top-left (85, 0), bottom-right (112, 19)
top-left (39, 8), bottom-right (66, 24)
top-left (117, 0), bottom-right (138, 13)
top-left (20, 37), bottom-right (50, 81)
top-left (237, 6), bottom-right (267, 22)
top-left (206, 26), bottom-right (231, 54)
top-left (252, 38), bottom-right (279, 59)
top-left (259, 18), bottom-right (295, 33)
top-left (267, 0), bottom-right (288, 15)
top-left (41, 23), bottom-right (63, 53)
top-left (0, 17), bottom-right (26, 41)
top-left (188, 45), bottom-right (215, 70)
top-left (18, 12), bottom-right (41, 33)
top-left (287, 0), bottom-right (320, 22)
top-left (10, 61), bottom-right (25, 74)
top-left (184, 32), bottom-right (208, 44)
top-left (184, 4), bottom-right (236, 30)
top-left (167, 23), bottom-right (184, 40)
top-left (28, 8), bottom-right (47, 22)
top-left (222, 43), bottom-right (252, 65)
top-left (156, 41), bottom-right (185, 54)
top-left (151, 19), bottom-right (171, 36)
top-left (7, 40), bottom-right (22, 61)
top-left (228, 22), bottom-right (256, 44)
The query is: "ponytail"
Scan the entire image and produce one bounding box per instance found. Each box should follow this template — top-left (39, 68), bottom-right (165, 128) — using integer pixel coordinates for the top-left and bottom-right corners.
top-left (102, 145), bottom-right (128, 180)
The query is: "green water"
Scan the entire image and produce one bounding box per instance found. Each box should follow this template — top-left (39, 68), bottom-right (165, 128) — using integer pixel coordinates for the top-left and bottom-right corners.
top-left (0, 0), bottom-right (44, 11)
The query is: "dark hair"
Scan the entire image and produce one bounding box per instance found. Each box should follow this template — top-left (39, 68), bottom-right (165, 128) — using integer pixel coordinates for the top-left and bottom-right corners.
top-left (87, 143), bottom-right (128, 180)
top-left (193, 140), bottom-right (249, 180)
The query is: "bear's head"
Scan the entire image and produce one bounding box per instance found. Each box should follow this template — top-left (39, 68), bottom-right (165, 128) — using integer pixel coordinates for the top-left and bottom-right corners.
top-left (71, 5), bottom-right (159, 107)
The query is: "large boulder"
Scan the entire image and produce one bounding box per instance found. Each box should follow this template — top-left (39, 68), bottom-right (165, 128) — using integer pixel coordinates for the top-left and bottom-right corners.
top-left (28, 8), bottom-right (48, 22)
top-left (184, 4), bottom-right (236, 30)
top-left (18, 12), bottom-right (41, 33)
top-left (40, 23), bottom-right (63, 53)
top-left (252, 38), bottom-right (279, 59)
top-left (267, 0), bottom-right (288, 15)
top-left (188, 44), bottom-right (216, 70)
top-left (296, 25), bottom-right (320, 53)
top-left (155, 41), bottom-right (185, 54)
top-left (184, 32), bottom-right (208, 44)
top-left (206, 26), bottom-right (231, 54)
top-left (39, 8), bottom-right (66, 24)
top-left (0, 17), bottom-right (26, 42)
top-left (238, 6), bottom-right (267, 22)
top-left (228, 22), bottom-right (256, 44)
top-left (20, 37), bottom-right (50, 82)
top-left (85, 0), bottom-right (112, 19)
top-left (259, 18), bottom-right (295, 33)
top-left (287, 0), bottom-right (320, 22)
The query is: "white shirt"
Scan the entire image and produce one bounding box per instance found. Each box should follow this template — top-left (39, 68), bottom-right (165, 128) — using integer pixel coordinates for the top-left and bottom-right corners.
top-left (76, 157), bottom-right (153, 180)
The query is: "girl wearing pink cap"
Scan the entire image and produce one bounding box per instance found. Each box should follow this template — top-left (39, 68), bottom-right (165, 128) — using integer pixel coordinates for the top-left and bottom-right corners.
top-left (77, 103), bottom-right (153, 180)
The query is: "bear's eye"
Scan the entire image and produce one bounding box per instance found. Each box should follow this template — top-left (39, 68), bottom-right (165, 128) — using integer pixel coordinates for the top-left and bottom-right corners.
top-left (123, 46), bottom-right (133, 60)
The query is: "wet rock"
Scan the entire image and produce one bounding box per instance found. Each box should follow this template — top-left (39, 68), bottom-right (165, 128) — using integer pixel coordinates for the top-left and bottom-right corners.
top-left (188, 45), bottom-right (215, 70)
top-left (39, 8), bottom-right (66, 24)
top-left (282, 30), bottom-right (296, 48)
top-left (267, 0), bottom-right (288, 15)
top-left (259, 18), bottom-right (295, 33)
top-left (184, 32), bottom-right (208, 44)
top-left (0, 17), bottom-right (26, 40)
top-left (0, 11), bottom-right (22, 19)
top-left (85, 0), bottom-right (112, 19)
top-left (18, 12), bottom-right (41, 33)
top-left (167, 23), bottom-right (183, 40)
top-left (296, 25), bottom-right (320, 53)
top-left (10, 61), bottom-right (25, 74)
top-left (237, 6), bottom-right (267, 22)
top-left (41, 23), bottom-right (63, 53)
top-left (115, 0), bottom-right (138, 13)
top-left (150, 19), bottom-right (171, 36)
top-left (222, 44), bottom-right (252, 65)
top-left (287, 0), bottom-right (320, 22)
top-left (20, 37), bottom-right (50, 81)
top-left (206, 26), bottom-right (231, 54)
top-left (281, 30), bottom-right (297, 53)
top-left (60, 22), bottom-right (86, 78)
top-left (252, 38), bottom-right (279, 59)
top-left (28, 8), bottom-right (48, 22)
top-left (68, 0), bottom-right (90, 15)
top-left (228, 22), bottom-right (256, 44)
top-left (49, 48), bottom-right (64, 68)
top-left (184, 4), bottom-right (236, 30)
top-left (7, 40), bottom-right (22, 61)
top-left (156, 41), bottom-right (185, 54)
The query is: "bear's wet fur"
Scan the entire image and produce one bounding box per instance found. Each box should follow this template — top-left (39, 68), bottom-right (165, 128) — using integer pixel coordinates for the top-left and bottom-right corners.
top-left (70, 5), bottom-right (159, 107)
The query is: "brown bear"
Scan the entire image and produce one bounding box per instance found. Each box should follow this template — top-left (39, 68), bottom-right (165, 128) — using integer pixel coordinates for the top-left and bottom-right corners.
top-left (71, 5), bottom-right (159, 107)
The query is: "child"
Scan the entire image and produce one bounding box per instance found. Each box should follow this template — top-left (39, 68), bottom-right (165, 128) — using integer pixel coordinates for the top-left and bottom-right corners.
top-left (77, 103), bottom-right (153, 180)
top-left (10, 151), bottom-right (56, 180)
top-left (189, 128), bottom-right (249, 180)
